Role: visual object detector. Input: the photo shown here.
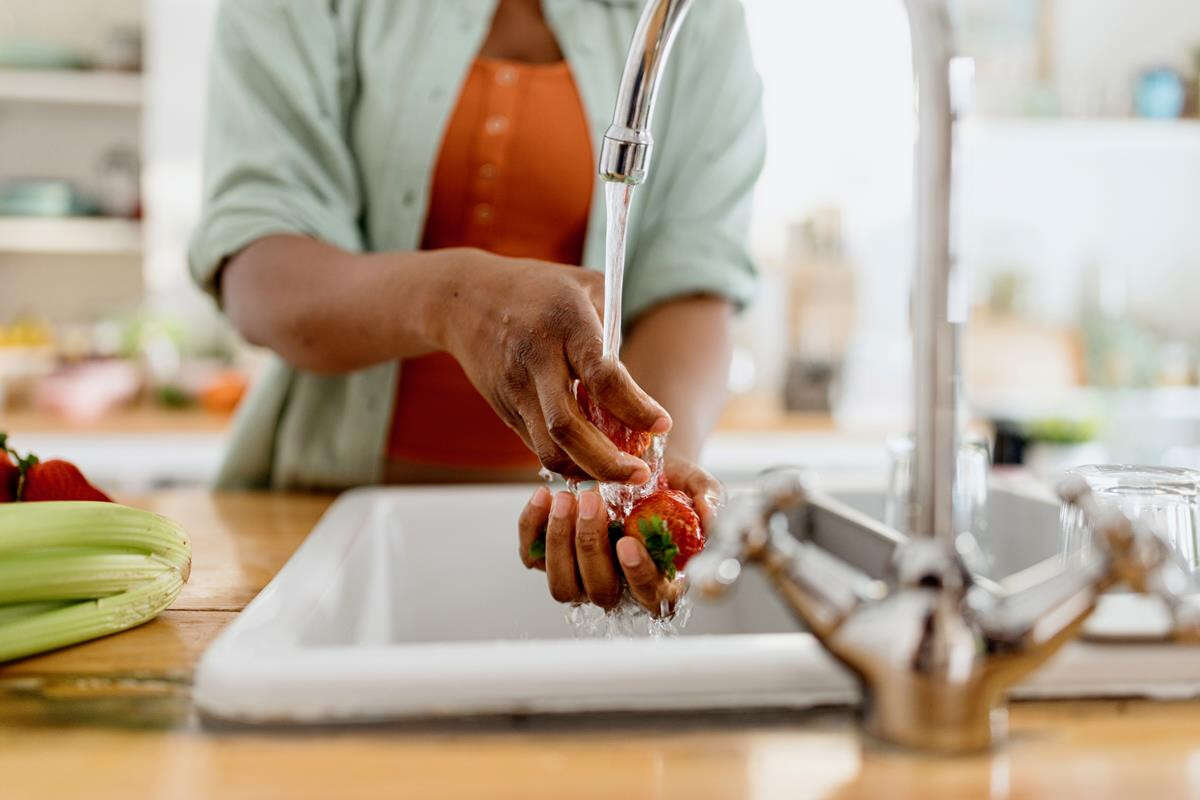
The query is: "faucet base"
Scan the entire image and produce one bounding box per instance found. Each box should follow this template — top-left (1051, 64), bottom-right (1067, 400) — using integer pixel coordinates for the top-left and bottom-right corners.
top-left (861, 690), bottom-right (1007, 753)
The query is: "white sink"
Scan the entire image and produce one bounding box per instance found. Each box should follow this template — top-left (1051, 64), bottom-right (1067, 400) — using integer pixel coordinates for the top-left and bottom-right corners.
top-left (195, 484), bottom-right (1200, 725)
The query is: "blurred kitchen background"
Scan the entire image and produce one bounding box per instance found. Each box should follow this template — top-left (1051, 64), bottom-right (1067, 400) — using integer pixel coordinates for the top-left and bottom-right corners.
top-left (2, 0), bottom-right (1199, 491)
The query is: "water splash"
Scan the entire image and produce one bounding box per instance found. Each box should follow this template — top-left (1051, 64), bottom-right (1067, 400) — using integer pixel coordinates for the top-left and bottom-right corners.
top-left (599, 433), bottom-right (665, 519)
top-left (564, 588), bottom-right (694, 639)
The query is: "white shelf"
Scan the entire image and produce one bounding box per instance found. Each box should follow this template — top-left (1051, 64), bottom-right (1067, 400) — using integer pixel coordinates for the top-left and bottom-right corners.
top-left (0, 69), bottom-right (142, 108)
top-left (0, 217), bottom-right (142, 255)
top-left (961, 117), bottom-right (1200, 149)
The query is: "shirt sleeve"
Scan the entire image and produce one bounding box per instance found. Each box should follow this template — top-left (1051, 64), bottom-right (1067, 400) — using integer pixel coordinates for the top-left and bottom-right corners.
top-left (187, 0), bottom-right (363, 303)
top-left (622, 0), bottom-right (765, 324)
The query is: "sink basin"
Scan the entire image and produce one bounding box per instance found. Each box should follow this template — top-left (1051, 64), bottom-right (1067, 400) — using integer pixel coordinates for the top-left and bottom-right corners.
top-left (195, 484), bottom-right (1200, 724)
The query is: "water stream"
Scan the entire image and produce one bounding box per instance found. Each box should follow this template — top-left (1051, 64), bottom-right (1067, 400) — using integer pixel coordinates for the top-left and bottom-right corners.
top-left (559, 180), bottom-right (688, 637)
top-left (597, 180), bottom-right (664, 516)
top-left (601, 181), bottom-right (634, 360)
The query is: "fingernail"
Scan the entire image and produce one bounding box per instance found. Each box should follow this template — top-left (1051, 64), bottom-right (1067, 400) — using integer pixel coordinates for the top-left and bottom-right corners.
top-left (629, 465), bottom-right (651, 485)
top-left (579, 491), bottom-right (601, 520)
top-left (650, 416), bottom-right (672, 434)
top-left (531, 486), bottom-right (552, 509)
top-left (551, 491), bottom-right (573, 518)
top-left (617, 538), bottom-right (643, 568)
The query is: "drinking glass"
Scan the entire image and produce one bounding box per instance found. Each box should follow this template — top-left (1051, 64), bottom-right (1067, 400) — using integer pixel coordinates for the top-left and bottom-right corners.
top-left (1059, 465), bottom-right (1200, 574)
top-left (884, 434), bottom-right (993, 574)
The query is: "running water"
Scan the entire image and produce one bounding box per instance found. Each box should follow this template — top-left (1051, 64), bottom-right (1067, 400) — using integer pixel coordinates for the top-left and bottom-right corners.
top-left (601, 181), bottom-right (634, 360)
top-left (558, 180), bottom-right (690, 638)
top-left (597, 180), bottom-right (665, 516)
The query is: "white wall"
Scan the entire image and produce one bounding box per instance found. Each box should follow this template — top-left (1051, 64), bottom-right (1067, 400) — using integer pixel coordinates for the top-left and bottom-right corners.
top-left (959, 120), bottom-right (1200, 333)
top-left (142, 0), bottom-right (221, 334)
top-left (741, 0), bottom-right (917, 427)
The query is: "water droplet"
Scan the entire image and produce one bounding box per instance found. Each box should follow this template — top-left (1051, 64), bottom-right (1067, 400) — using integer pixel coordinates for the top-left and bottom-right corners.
top-left (562, 585), bottom-right (694, 639)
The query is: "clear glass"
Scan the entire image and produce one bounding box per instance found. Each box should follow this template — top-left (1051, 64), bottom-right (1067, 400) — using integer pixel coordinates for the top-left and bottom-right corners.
top-left (1059, 465), bottom-right (1200, 574)
top-left (884, 434), bottom-right (993, 575)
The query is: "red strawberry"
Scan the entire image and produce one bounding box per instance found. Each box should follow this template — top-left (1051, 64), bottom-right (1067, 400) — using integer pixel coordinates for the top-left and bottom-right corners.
top-left (0, 434), bottom-right (17, 502)
top-left (20, 457), bottom-right (112, 502)
top-left (623, 488), bottom-right (704, 579)
top-left (576, 382), bottom-right (653, 458)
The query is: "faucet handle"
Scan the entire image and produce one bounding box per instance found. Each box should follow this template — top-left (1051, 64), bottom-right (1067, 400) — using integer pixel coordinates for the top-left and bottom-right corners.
top-left (685, 469), bottom-right (809, 599)
top-left (686, 493), bottom-right (770, 599)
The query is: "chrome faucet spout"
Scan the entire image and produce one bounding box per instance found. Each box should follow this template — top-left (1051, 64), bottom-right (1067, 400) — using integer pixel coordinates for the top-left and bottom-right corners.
top-left (598, 0), bottom-right (695, 185)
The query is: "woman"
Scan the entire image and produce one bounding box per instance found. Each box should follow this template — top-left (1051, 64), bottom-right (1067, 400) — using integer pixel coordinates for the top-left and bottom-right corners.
top-left (190, 0), bottom-right (764, 615)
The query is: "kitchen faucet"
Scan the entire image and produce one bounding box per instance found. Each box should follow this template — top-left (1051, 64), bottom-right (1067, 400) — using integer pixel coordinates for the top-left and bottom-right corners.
top-left (600, 0), bottom-right (1200, 752)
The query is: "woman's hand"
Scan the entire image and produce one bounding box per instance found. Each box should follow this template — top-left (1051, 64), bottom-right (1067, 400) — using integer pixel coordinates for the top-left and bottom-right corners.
top-left (517, 455), bottom-right (724, 616)
top-left (433, 250), bottom-right (671, 483)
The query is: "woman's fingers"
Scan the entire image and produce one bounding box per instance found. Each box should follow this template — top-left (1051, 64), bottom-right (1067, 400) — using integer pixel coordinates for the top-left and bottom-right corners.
top-left (616, 537), bottom-right (676, 616)
top-left (518, 486), bottom-right (552, 569)
top-left (665, 458), bottom-right (725, 530)
top-left (517, 400), bottom-right (590, 480)
top-left (567, 331), bottom-right (672, 436)
top-left (574, 491), bottom-right (621, 609)
top-left (546, 491), bottom-right (584, 603)
top-left (533, 368), bottom-right (650, 483)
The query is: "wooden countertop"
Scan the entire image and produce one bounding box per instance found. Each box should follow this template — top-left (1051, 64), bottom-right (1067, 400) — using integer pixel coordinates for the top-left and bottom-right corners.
top-left (4, 490), bottom-right (1200, 799)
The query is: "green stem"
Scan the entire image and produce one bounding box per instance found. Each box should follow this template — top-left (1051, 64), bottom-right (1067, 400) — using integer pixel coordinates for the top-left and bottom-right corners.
top-left (0, 502), bottom-right (191, 571)
top-left (0, 571), bottom-right (184, 663)
top-left (0, 551), bottom-right (178, 604)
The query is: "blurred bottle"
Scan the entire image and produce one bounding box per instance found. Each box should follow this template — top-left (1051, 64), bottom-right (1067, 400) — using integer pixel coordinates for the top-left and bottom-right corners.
top-left (96, 146), bottom-right (141, 219)
top-left (98, 25), bottom-right (143, 72)
top-left (781, 208), bottom-right (856, 412)
top-left (1156, 341), bottom-right (1194, 387)
top-left (1078, 259), bottom-right (1158, 387)
top-left (1133, 67), bottom-right (1186, 119)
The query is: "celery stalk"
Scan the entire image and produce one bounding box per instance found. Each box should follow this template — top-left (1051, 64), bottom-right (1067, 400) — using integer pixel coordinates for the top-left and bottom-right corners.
top-left (0, 502), bottom-right (192, 663)
top-left (0, 502), bottom-right (191, 571)
top-left (0, 601), bottom-right (73, 626)
top-left (0, 572), bottom-right (184, 663)
top-left (0, 552), bottom-right (178, 604)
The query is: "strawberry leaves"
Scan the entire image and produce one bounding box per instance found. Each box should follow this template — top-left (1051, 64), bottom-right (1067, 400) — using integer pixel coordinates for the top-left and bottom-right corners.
top-left (635, 515), bottom-right (680, 580)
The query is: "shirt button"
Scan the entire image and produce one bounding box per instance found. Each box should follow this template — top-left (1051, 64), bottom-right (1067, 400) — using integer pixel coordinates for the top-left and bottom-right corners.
top-left (474, 204), bottom-right (493, 222)
top-left (485, 115), bottom-right (509, 135)
top-left (479, 163), bottom-right (497, 180)
top-left (496, 67), bottom-right (518, 87)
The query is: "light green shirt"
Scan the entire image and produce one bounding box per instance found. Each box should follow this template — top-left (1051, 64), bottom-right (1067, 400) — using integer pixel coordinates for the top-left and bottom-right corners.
top-left (189, 0), bottom-right (765, 490)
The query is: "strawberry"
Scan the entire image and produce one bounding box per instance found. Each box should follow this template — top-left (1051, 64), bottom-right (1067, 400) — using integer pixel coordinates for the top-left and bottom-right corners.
top-left (623, 488), bottom-right (704, 579)
top-left (576, 382), bottom-right (653, 458)
top-left (19, 457), bottom-right (112, 502)
top-left (0, 434), bottom-right (17, 502)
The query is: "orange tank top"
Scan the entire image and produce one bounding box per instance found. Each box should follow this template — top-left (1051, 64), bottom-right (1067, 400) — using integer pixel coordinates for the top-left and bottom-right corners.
top-left (387, 58), bottom-right (594, 468)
